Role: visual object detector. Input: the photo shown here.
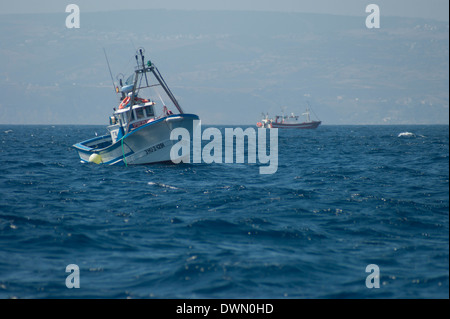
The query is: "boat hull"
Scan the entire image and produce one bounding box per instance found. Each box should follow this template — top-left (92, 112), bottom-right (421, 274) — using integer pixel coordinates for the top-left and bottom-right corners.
top-left (73, 114), bottom-right (199, 165)
top-left (270, 121), bottom-right (321, 129)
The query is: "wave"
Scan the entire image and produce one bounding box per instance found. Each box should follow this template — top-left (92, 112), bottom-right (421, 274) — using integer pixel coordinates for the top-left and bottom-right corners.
top-left (398, 132), bottom-right (415, 137)
top-left (398, 132), bottom-right (426, 138)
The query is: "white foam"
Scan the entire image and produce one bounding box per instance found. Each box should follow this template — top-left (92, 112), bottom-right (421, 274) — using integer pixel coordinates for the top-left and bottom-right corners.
top-left (398, 132), bottom-right (415, 137)
top-left (148, 182), bottom-right (178, 189)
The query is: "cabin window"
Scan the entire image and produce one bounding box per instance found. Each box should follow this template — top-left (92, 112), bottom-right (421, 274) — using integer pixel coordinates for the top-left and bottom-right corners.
top-left (130, 110), bottom-right (135, 121)
top-left (145, 105), bottom-right (154, 117)
top-left (136, 108), bottom-right (145, 119)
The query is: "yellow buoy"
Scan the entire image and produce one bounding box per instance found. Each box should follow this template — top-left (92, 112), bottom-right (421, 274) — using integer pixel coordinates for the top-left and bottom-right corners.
top-left (88, 153), bottom-right (103, 164)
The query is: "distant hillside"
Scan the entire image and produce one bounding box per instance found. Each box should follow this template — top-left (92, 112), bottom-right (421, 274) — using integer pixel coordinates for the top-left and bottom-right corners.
top-left (0, 9), bottom-right (448, 125)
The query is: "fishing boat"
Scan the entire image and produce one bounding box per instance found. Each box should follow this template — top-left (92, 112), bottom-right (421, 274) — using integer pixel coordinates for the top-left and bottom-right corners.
top-left (256, 107), bottom-right (321, 129)
top-left (73, 48), bottom-right (199, 165)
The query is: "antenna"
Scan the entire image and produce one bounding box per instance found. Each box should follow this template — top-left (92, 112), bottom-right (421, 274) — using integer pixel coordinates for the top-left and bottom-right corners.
top-left (139, 48), bottom-right (149, 86)
top-left (281, 106), bottom-right (287, 119)
top-left (103, 48), bottom-right (118, 98)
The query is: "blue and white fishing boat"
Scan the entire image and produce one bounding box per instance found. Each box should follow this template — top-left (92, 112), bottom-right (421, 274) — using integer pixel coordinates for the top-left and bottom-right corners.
top-left (73, 48), bottom-right (199, 165)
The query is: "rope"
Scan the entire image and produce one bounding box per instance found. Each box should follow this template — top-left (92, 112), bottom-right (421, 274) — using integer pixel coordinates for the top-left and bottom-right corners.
top-left (121, 137), bottom-right (128, 167)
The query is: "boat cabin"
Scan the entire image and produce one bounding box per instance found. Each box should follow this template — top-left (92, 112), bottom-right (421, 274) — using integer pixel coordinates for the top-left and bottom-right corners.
top-left (107, 101), bottom-right (156, 143)
top-left (274, 113), bottom-right (300, 124)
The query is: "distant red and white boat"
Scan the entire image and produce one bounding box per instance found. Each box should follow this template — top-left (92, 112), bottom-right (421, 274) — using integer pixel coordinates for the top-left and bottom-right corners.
top-left (256, 107), bottom-right (321, 129)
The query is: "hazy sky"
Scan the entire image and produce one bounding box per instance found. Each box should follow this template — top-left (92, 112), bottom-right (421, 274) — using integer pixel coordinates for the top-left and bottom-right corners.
top-left (1, 0), bottom-right (449, 21)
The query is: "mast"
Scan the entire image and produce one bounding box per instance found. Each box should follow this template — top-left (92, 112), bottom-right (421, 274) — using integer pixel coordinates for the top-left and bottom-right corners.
top-left (134, 49), bottom-right (184, 114)
top-left (149, 63), bottom-right (184, 114)
top-left (120, 49), bottom-right (185, 135)
top-left (302, 109), bottom-right (311, 123)
top-left (123, 66), bottom-right (140, 135)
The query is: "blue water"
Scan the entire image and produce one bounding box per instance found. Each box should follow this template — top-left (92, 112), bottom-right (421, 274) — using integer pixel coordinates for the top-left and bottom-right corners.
top-left (0, 125), bottom-right (448, 299)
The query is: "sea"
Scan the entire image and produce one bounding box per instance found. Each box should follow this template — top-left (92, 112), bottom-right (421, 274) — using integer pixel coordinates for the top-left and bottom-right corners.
top-left (0, 124), bottom-right (448, 299)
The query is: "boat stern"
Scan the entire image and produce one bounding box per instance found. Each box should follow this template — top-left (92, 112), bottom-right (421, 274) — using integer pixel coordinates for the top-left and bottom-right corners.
top-left (72, 134), bottom-right (113, 163)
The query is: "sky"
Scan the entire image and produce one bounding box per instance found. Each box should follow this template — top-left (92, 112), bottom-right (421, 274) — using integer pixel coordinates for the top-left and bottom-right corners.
top-left (1, 0), bottom-right (449, 21)
top-left (0, 0), bottom-right (448, 125)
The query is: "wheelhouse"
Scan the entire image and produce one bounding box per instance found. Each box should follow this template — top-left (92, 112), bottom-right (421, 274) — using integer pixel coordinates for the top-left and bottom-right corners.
top-left (107, 101), bottom-right (156, 143)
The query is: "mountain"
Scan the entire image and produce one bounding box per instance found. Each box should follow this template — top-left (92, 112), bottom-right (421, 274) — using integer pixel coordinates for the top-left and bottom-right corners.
top-left (0, 9), bottom-right (448, 125)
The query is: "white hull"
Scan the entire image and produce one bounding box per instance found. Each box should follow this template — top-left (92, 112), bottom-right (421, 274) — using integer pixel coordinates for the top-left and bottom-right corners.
top-left (73, 114), bottom-right (198, 165)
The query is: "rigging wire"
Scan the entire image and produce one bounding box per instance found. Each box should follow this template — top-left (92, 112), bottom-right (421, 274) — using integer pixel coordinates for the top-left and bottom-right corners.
top-left (103, 48), bottom-right (118, 100)
top-left (307, 101), bottom-right (321, 121)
